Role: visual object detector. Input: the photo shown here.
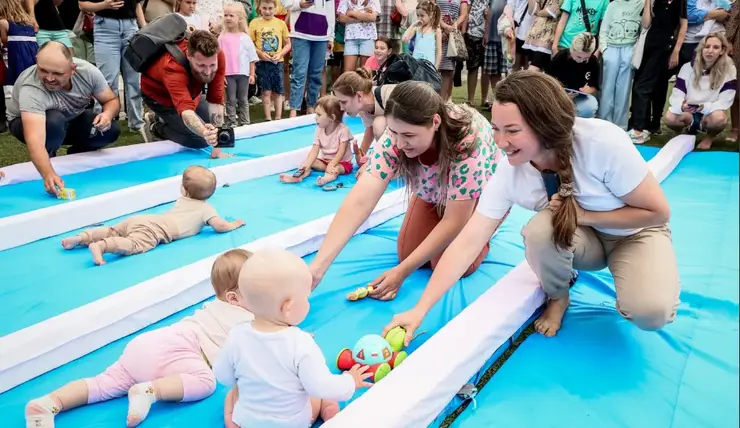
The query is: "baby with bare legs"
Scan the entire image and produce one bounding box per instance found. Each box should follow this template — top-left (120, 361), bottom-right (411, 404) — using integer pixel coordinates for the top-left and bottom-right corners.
top-left (61, 166), bottom-right (244, 265)
top-left (25, 249), bottom-right (256, 428)
top-left (279, 95), bottom-right (356, 187)
top-left (214, 249), bottom-right (373, 427)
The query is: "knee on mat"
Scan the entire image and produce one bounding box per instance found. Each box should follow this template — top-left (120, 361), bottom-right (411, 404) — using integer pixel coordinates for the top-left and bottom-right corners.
top-left (619, 300), bottom-right (675, 331)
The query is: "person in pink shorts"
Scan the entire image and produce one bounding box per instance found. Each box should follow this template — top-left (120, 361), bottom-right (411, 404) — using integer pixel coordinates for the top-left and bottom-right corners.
top-left (25, 249), bottom-right (256, 428)
top-left (279, 95), bottom-right (356, 187)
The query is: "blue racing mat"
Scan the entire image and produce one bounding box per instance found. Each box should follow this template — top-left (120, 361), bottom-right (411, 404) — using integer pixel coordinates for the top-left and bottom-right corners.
top-left (451, 150), bottom-right (739, 428)
top-left (0, 117), bottom-right (364, 218)
top-left (0, 169), bottom-right (397, 337)
top-left (0, 204), bottom-right (535, 427)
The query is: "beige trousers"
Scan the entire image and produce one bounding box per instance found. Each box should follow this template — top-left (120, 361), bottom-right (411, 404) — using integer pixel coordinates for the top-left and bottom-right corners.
top-left (79, 216), bottom-right (173, 256)
top-left (522, 210), bottom-right (681, 331)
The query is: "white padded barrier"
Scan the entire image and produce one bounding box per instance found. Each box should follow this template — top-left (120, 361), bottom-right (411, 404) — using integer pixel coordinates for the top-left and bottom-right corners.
top-left (0, 129), bottom-right (363, 252)
top-left (323, 135), bottom-right (696, 428)
top-left (0, 187), bottom-right (407, 393)
top-left (0, 114), bottom-right (318, 187)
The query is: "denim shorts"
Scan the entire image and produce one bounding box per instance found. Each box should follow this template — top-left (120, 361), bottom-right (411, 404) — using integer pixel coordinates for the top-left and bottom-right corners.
top-left (256, 61), bottom-right (284, 94)
top-left (344, 39), bottom-right (374, 56)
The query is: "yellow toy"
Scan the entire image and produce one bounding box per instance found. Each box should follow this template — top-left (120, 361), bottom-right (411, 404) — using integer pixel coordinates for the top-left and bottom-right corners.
top-left (347, 285), bottom-right (377, 301)
top-left (58, 188), bottom-right (77, 200)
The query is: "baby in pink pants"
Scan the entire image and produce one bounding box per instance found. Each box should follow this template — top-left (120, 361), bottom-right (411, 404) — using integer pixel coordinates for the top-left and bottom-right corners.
top-left (25, 249), bottom-right (256, 428)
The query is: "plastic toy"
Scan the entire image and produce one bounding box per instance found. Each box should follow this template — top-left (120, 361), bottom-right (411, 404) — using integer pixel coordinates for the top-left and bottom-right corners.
top-left (57, 188), bottom-right (77, 200)
top-left (336, 327), bottom-right (408, 383)
top-left (347, 284), bottom-right (377, 301)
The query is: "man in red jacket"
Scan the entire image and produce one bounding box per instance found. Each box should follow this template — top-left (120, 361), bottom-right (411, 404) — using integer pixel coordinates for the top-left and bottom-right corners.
top-left (141, 30), bottom-right (230, 158)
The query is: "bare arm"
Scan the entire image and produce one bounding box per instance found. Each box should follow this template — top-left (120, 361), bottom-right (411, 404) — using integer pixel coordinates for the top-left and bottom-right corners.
top-left (310, 172), bottom-right (389, 283)
top-left (579, 173), bottom-right (671, 229)
top-left (79, 0), bottom-right (115, 13)
top-left (435, 29), bottom-right (443, 69)
top-left (552, 11), bottom-right (569, 51)
top-left (136, 2), bottom-right (147, 28)
top-left (182, 110), bottom-right (209, 136)
top-left (359, 127), bottom-right (374, 156)
top-left (455, 2), bottom-right (470, 28)
top-left (641, 0), bottom-right (652, 29)
top-left (0, 20), bottom-right (8, 47)
top-left (327, 141), bottom-right (350, 170)
top-left (415, 212), bottom-right (502, 313)
top-left (208, 103), bottom-right (225, 127)
top-left (401, 24), bottom-right (417, 43)
top-left (396, 198), bottom-right (477, 278)
top-left (338, 13), bottom-right (360, 24)
top-left (207, 216), bottom-right (245, 232)
top-left (303, 144), bottom-right (321, 168)
top-left (20, 112), bottom-right (56, 180)
top-left (94, 86), bottom-right (121, 119)
top-left (224, 387), bottom-right (240, 428)
top-left (349, 9), bottom-right (378, 22)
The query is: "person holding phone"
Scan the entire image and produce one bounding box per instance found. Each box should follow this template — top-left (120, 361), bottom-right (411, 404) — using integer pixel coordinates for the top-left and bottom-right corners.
top-left (545, 33), bottom-right (601, 118)
top-left (664, 32), bottom-right (737, 150)
top-left (383, 71), bottom-right (680, 344)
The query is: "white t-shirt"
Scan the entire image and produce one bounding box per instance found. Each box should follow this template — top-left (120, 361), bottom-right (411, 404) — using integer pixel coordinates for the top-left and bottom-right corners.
top-left (214, 323), bottom-right (356, 428)
top-left (178, 12), bottom-right (208, 31)
top-left (477, 118), bottom-right (650, 236)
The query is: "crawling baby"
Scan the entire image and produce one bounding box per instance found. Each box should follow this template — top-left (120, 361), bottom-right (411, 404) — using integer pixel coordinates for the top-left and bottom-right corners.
top-left (26, 248), bottom-right (256, 428)
top-left (61, 165), bottom-right (244, 265)
top-left (214, 249), bottom-right (373, 427)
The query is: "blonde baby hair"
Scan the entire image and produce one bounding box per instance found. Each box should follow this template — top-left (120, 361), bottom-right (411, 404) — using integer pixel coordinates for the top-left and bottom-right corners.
top-left (182, 165), bottom-right (217, 200)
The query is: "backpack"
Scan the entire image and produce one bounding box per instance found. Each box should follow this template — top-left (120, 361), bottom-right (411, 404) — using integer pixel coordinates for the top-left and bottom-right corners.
top-left (124, 13), bottom-right (189, 73)
top-left (373, 53), bottom-right (443, 109)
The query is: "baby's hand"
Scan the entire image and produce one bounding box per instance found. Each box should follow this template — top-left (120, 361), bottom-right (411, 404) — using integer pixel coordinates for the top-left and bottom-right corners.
top-left (347, 364), bottom-right (373, 389)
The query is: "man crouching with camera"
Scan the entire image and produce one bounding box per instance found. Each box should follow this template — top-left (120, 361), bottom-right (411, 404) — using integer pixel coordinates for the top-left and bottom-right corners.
top-left (141, 30), bottom-right (234, 158)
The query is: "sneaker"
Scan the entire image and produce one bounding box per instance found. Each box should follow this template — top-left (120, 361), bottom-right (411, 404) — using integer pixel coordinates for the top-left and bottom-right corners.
top-left (138, 126), bottom-right (151, 143)
top-left (249, 96), bottom-right (262, 104)
top-left (627, 129), bottom-right (650, 145)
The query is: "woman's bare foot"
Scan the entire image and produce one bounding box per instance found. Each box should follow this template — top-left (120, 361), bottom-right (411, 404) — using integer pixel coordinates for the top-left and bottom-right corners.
top-left (697, 136), bottom-right (714, 150)
top-left (89, 242), bottom-right (107, 265)
top-left (210, 148), bottom-right (234, 159)
top-left (534, 296), bottom-right (570, 337)
top-left (317, 172), bottom-right (338, 186)
top-left (61, 236), bottom-right (82, 249)
top-left (726, 129), bottom-right (738, 143)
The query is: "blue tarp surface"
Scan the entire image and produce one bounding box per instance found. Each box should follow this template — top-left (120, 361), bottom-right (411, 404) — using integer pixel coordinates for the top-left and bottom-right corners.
top-left (452, 149), bottom-right (739, 428)
top-left (0, 117), bottom-right (364, 218)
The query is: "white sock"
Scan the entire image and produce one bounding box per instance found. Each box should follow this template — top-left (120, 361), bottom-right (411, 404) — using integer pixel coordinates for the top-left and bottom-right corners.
top-left (25, 395), bottom-right (61, 428)
top-left (126, 382), bottom-right (157, 428)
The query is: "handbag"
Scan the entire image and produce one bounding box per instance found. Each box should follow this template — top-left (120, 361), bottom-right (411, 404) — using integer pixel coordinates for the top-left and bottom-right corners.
top-left (446, 30), bottom-right (468, 60)
top-left (632, 0), bottom-right (654, 69)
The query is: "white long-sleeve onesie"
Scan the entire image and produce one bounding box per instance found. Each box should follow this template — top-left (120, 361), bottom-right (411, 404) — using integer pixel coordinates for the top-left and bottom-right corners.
top-left (213, 323), bottom-right (356, 428)
top-left (668, 60), bottom-right (737, 116)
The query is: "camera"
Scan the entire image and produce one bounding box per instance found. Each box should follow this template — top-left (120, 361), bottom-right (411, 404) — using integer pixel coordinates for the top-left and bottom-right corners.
top-left (215, 126), bottom-right (235, 148)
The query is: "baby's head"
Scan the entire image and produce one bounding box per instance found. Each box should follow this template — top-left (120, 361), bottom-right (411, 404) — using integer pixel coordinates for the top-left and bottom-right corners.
top-left (315, 95), bottom-right (344, 128)
top-left (211, 248), bottom-right (253, 308)
top-left (182, 165), bottom-right (217, 200)
top-left (237, 249), bottom-right (312, 327)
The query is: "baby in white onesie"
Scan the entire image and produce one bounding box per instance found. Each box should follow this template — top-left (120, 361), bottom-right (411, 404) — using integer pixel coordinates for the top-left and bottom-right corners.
top-left (214, 249), bottom-right (373, 427)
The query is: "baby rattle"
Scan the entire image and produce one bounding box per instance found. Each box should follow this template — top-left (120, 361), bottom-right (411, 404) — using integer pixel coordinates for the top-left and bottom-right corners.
top-left (347, 285), bottom-right (378, 301)
top-left (57, 188), bottom-right (77, 200)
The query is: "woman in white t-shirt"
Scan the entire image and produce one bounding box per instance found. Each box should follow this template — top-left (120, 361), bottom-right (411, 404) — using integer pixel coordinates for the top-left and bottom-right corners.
top-left (383, 71), bottom-right (680, 343)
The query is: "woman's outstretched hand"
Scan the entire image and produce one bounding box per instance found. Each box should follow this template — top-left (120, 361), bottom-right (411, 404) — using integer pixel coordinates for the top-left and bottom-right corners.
top-left (309, 262), bottom-right (324, 291)
top-left (382, 307), bottom-right (426, 347)
top-left (368, 267), bottom-right (405, 300)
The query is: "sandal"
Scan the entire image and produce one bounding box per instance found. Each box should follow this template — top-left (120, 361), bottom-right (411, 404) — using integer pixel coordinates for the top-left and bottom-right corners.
top-left (322, 182), bottom-right (344, 192)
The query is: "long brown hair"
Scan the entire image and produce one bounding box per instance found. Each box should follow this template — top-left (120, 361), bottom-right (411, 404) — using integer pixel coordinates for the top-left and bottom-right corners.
top-left (384, 81), bottom-right (474, 207)
top-left (0, 0), bottom-right (35, 26)
top-left (332, 67), bottom-right (373, 97)
top-left (494, 71), bottom-right (577, 249)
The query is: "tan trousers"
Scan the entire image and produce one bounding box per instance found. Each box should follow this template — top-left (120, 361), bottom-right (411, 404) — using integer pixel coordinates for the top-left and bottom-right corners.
top-left (522, 210), bottom-right (680, 331)
top-left (79, 216), bottom-right (172, 256)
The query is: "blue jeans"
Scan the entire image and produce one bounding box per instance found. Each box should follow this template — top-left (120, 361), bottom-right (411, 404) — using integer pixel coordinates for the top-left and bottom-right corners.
top-left (574, 93), bottom-right (599, 118)
top-left (289, 38), bottom-right (327, 110)
top-left (9, 110), bottom-right (120, 156)
top-left (93, 16), bottom-right (143, 130)
top-left (598, 45), bottom-right (634, 130)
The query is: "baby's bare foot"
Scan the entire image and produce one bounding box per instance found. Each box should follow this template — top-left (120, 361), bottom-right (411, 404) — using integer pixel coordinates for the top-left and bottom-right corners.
top-left (89, 242), bottom-right (107, 265)
top-left (697, 136), bottom-right (713, 150)
top-left (279, 174), bottom-right (303, 183)
top-left (61, 236), bottom-right (82, 250)
top-left (534, 296), bottom-right (570, 337)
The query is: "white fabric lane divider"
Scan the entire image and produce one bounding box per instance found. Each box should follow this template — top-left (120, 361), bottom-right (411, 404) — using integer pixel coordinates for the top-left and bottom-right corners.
top-left (0, 115), bottom-right (318, 187)
top-left (0, 187), bottom-right (408, 393)
top-left (323, 135), bottom-right (696, 428)
top-left (0, 129), bottom-right (364, 252)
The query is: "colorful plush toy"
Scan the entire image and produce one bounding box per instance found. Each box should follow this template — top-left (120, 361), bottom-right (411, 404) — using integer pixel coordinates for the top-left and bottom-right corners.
top-left (58, 188), bottom-right (77, 200)
top-left (347, 285), bottom-right (377, 301)
top-left (336, 327), bottom-right (408, 382)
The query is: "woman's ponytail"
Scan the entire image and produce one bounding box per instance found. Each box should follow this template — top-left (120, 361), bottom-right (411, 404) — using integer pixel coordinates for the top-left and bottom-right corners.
top-left (551, 148), bottom-right (578, 249)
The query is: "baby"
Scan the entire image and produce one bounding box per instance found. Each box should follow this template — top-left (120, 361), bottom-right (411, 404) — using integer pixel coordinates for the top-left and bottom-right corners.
top-left (25, 248), bottom-right (256, 428)
top-left (61, 165), bottom-right (244, 265)
top-left (214, 249), bottom-right (373, 427)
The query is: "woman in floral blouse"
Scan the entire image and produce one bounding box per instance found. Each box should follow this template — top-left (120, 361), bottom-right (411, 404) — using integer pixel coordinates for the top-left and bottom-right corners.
top-left (309, 81), bottom-right (502, 300)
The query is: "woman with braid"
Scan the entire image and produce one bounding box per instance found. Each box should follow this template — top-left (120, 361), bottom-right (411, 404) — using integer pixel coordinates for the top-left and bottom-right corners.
top-left (384, 71), bottom-right (680, 345)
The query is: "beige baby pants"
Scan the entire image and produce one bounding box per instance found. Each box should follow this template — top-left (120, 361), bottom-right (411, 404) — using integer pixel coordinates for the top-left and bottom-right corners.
top-left (79, 216), bottom-right (174, 255)
top-left (522, 210), bottom-right (681, 331)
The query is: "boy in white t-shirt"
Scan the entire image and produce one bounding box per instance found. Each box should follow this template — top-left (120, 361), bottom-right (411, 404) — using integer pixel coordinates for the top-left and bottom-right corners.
top-left (214, 249), bottom-right (373, 428)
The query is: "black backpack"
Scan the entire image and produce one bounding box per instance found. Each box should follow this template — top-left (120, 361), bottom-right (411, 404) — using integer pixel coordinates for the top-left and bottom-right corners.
top-left (124, 13), bottom-right (189, 73)
top-left (375, 53), bottom-right (443, 95)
